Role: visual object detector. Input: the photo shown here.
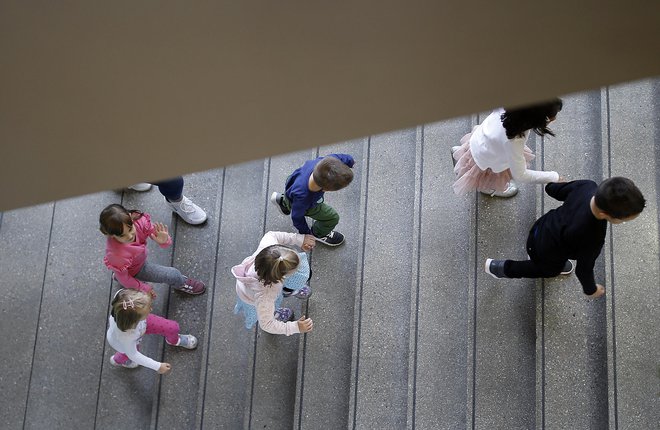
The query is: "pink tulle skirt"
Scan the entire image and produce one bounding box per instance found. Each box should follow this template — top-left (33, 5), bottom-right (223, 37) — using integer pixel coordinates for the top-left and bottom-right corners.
top-left (452, 129), bottom-right (535, 195)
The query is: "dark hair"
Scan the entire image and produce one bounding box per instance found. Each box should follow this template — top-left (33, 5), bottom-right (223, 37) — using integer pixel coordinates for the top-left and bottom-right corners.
top-left (594, 177), bottom-right (645, 219)
top-left (501, 98), bottom-right (563, 139)
top-left (99, 204), bottom-right (143, 236)
top-left (254, 245), bottom-right (300, 286)
top-left (110, 289), bottom-right (151, 331)
top-left (312, 156), bottom-right (354, 191)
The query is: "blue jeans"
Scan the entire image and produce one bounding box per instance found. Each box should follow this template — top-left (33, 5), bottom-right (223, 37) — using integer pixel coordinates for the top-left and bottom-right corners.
top-left (150, 177), bottom-right (184, 201)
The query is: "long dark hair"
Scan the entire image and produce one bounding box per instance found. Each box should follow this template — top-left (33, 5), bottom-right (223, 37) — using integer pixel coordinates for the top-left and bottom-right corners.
top-left (501, 98), bottom-right (563, 139)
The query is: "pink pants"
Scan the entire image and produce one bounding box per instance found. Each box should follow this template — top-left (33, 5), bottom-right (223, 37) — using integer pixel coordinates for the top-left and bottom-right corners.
top-left (112, 314), bottom-right (180, 364)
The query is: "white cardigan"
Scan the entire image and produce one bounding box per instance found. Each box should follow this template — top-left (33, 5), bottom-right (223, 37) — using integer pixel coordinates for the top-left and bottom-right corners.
top-left (106, 316), bottom-right (161, 371)
top-left (469, 108), bottom-right (559, 183)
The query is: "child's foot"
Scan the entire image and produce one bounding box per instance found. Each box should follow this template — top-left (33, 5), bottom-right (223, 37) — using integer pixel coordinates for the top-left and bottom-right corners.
top-left (314, 230), bottom-right (345, 246)
top-left (165, 196), bottom-right (207, 225)
top-left (283, 285), bottom-right (313, 300)
top-left (560, 260), bottom-right (575, 275)
top-left (479, 181), bottom-right (519, 198)
top-left (110, 355), bottom-right (139, 368)
top-left (274, 307), bottom-right (295, 322)
top-left (270, 192), bottom-right (291, 215)
top-left (166, 334), bottom-right (198, 349)
top-left (178, 278), bottom-right (206, 295)
top-left (485, 258), bottom-right (507, 279)
top-left (128, 183), bottom-right (152, 192)
top-left (450, 146), bottom-right (461, 168)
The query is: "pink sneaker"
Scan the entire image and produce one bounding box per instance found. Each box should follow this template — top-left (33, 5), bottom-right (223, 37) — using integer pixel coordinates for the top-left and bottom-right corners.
top-left (178, 278), bottom-right (206, 295)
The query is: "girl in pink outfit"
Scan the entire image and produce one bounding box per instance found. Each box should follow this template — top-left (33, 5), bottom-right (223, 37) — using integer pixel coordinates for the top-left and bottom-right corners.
top-left (100, 204), bottom-right (205, 296)
top-left (452, 98), bottom-right (564, 198)
top-left (107, 288), bottom-right (197, 372)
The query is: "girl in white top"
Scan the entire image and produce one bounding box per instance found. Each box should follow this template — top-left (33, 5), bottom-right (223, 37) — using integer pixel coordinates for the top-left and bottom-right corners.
top-left (452, 99), bottom-right (564, 197)
top-left (232, 231), bottom-right (315, 336)
top-left (106, 289), bottom-right (197, 373)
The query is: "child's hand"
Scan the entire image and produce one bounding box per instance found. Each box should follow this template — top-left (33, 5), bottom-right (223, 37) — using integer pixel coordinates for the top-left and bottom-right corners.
top-left (158, 363), bottom-right (172, 374)
top-left (150, 222), bottom-right (170, 245)
top-left (589, 284), bottom-right (606, 298)
top-left (149, 289), bottom-right (157, 300)
top-left (557, 175), bottom-right (568, 183)
top-left (297, 316), bottom-right (314, 333)
top-left (302, 235), bottom-right (316, 251)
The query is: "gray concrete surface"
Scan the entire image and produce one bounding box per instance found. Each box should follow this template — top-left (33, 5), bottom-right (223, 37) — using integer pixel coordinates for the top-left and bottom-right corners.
top-left (0, 79), bottom-right (657, 430)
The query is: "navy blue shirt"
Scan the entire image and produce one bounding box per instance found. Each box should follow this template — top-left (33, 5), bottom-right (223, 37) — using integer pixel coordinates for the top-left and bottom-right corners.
top-left (284, 154), bottom-right (354, 234)
top-left (533, 180), bottom-right (607, 295)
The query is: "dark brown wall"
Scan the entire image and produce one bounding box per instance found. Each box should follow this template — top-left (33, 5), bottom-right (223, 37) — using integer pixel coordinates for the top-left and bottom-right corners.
top-left (1, 1), bottom-right (659, 210)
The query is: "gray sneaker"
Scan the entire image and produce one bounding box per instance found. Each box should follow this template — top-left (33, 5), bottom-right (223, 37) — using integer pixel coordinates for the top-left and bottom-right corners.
top-left (485, 258), bottom-right (507, 279)
top-left (165, 196), bottom-right (207, 225)
top-left (166, 334), bottom-right (198, 349)
top-left (560, 260), bottom-right (575, 275)
top-left (479, 181), bottom-right (519, 198)
top-left (128, 183), bottom-right (152, 192)
top-left (270, 192), bottom-right (291, 215)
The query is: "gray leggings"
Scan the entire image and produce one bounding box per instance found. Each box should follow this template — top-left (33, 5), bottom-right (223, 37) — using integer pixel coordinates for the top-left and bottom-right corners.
top-left (134, 260), bottom-right (187, 289)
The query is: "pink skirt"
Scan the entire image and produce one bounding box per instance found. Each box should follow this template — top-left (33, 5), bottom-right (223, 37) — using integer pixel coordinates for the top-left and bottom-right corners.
top-left (452, 129), bottom-right (535, 195)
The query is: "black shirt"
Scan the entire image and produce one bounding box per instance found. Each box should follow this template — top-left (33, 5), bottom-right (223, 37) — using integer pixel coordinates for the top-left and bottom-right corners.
top-left (533, 180), bottom-right (607, 295)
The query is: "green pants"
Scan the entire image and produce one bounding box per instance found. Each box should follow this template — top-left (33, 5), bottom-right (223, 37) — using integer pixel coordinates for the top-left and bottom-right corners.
top-left (281, 196), bottom-right (339, 237)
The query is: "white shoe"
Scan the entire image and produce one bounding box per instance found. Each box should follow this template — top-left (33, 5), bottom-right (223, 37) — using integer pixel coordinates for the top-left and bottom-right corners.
top-left (128, 183), bottom-right (152, 192)
top-left (479, 181), bottom-right (519, 198)
top-left (165, 196), bottom-right (207, 225)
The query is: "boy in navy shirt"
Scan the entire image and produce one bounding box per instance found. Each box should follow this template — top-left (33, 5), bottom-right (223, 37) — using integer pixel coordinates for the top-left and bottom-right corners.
top-left (485, 177), bottom-right (645, 298)
top-left (271, 154), bottom-right (354, 246)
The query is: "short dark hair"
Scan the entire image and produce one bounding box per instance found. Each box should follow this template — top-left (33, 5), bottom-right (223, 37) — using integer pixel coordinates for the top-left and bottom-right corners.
top-left (502, 98), bottom-right (563, 139)
top-left (594, 177), bottom-right (645, 219)
top-left (312, 156), bottom-right (353, 191)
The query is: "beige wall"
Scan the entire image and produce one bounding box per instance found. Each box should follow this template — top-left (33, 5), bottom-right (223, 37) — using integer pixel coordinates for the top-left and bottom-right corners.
top-left (1, 1), bottom-right (659, 211)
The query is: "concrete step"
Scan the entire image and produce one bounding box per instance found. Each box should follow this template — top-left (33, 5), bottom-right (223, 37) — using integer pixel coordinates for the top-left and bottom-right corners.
top-left (405, 117), bottom-right (473, 429)
top-left (293, 138), bottom-right (367, 430)
top-left (604, 78), bottom-right (659, 429)
top-left (347, 127), bottom-right (419, 429)
top-left (535, 90), bottom-right (609, 428)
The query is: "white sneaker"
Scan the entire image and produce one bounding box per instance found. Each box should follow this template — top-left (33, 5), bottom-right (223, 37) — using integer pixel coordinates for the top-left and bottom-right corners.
top-left (165, 196), bottom-right (207, 225)
top-left (479, 181), bottom-right (519, 198)
top-left (128, 183), bottom-right (152, 192)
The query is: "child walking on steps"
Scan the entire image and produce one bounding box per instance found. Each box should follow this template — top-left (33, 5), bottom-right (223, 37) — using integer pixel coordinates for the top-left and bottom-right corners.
top-left (452, 98), bottom-right (564, 197)
top-left (233, 231), bottom-right (315, 335)
top-left (270, 153), bottom-right (355, 246)
top-left (485, 177), bottom-right (645, 298)
top-left (106, 289), bottom-right (197, 373)
top-left (100, 204), bottom-right (206, 297)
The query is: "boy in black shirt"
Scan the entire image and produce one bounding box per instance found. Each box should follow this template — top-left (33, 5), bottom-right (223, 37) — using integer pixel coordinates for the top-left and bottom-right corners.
top-left (485, 177), bottom-right (645, 298)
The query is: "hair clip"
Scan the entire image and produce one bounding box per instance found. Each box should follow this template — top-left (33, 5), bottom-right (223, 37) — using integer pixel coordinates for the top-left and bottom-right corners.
top-left (122, 298), bottom-right (135, 310)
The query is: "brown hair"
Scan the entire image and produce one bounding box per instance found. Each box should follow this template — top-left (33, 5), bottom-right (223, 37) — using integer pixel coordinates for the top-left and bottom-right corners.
top-left (110, 289), bottom-right (151, 331)
top-left (99, 204), bottom-right (143, 236)
top-left (312, 156), bottom-right (354, 191)
top-left (254, 245), bottom-right (300, 286)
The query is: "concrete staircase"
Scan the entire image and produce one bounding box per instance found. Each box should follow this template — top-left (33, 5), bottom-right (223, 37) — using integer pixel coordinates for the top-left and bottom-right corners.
top-left (1, 78), bottom-right (657, 429)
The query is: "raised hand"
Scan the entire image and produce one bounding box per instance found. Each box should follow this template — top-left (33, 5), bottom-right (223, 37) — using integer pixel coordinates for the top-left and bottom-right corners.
top-left (150, 222), bottom-right (170, 245)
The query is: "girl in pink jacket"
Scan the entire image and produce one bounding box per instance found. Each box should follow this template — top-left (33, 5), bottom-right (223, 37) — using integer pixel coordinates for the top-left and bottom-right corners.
top-left (100, 204), bottom-right (205, 297)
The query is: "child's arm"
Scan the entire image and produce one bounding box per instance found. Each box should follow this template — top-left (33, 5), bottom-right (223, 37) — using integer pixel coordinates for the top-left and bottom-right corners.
top-left (290, 200), bottom-right (313, 235)
top-left (508, 140), bottom-right (559, 184)
top-left (544, 181), bottom-right (578, 201)
top-left (328, 153), bottom-right (355, 168)
top-left (575, 249), bottom-right (602, 295)
top-left (255, 288), bottom-right (301, 336)
top-left (257, 231), bottom-right (305, 251)
top-left (112, 269), bottom-right (154, 296)
top-left (124, 342), bottom-right (164, 372)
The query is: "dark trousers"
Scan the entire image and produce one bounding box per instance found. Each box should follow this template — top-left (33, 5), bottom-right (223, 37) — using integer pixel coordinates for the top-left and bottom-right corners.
top-left (503, 227), bottom-right (567, 278)
top-left (151, 177), bottom-right (184, 201)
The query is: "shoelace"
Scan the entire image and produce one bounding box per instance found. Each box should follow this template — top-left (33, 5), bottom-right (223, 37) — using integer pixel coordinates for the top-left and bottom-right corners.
top-left (179, 197), bottom-right (195, 213)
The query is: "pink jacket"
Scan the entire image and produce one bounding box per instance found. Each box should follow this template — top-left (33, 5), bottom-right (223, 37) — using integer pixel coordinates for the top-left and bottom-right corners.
top-left (103, 213), bottom-right (172, 293)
